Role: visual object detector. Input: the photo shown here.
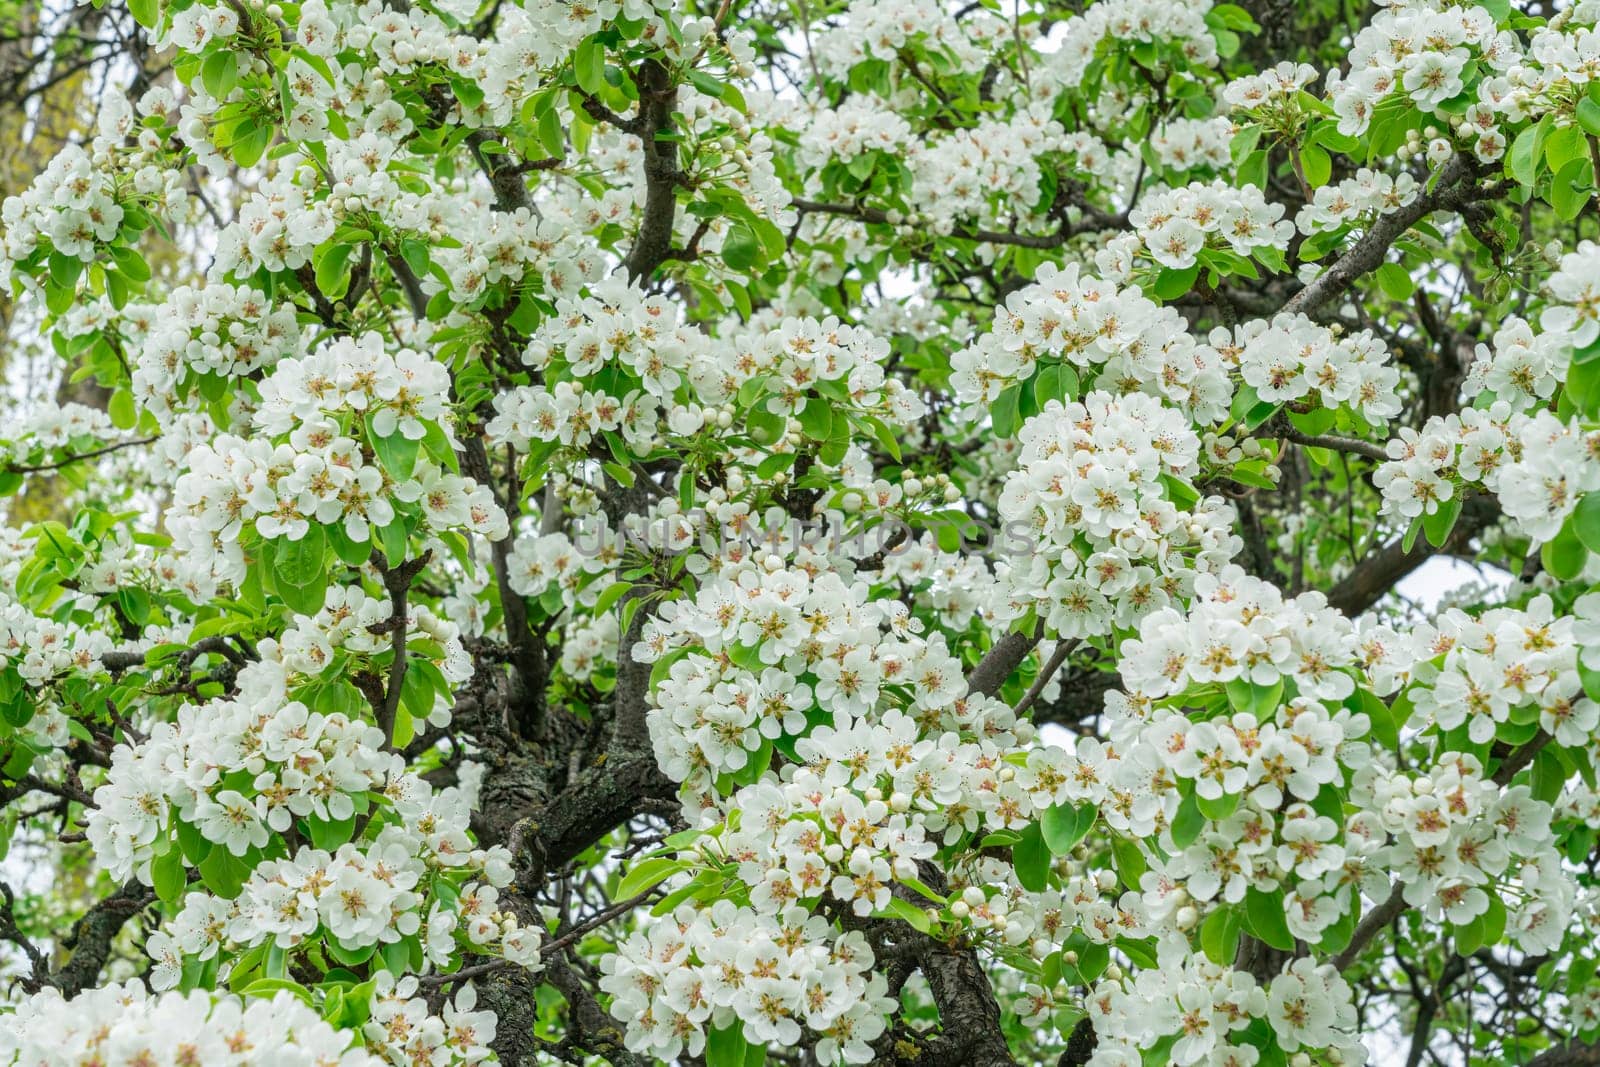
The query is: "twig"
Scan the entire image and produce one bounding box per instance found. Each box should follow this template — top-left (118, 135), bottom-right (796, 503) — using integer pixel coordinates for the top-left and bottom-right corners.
top-left (1012, 639), bottom-right (1077, 717)
top-left (418, 888), bottom-right (657, 988)
top-left (7, 437), bottom-right (155, 473)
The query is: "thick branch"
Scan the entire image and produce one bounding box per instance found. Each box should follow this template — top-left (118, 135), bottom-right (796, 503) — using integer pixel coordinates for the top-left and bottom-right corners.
top-left (622, 59), bottom-right (680, 281)
top-left (1528, 1042), bottom-right (1600, 1067)
top-left (1325, 494), bottom-right (1497, 616)
top-left (47, 881), bottom-right (151, 996)
top-left (967, 624), bottom-right (1043, 698)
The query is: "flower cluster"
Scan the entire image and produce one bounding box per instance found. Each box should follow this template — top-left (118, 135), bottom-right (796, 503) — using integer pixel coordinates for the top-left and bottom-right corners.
top-left (277, 584), bottom-right (473, 710)
top-left (168, 331), bottom-right (506, 589)
top-left (1462, 316), bottom-right (1575, 411)
top-left (600, 901), bottom-right (895, 1063)
top-left (715, 710), bottom-right (1068, 910)
top-left (1211, 313), bottom-right (1402, 423)
top-left (0, 587), bottom-right (114, 687)
top-left (0, 984), bottom-right (380, 1066)
top-left (147, 799), bottom-right (539, 988)
top-left (133, 283), bottom-right (302, 422)
top-left (1294, 168), bottom-right (1420, 235)
top-left (811, 0), bottom-right (1007, 77)
top-left (796, 97), bottom-right (913, 169)
top-left (1376, 405), bottom-right (1600, 541)
top-left (1149, 117), bottom-right (1234, 174)
top-left (994, 392), bottom-right (1239, 639)
top-left (1349, 753), bottom-right (1570, 952)
top-left (1122, 180), bottom-right (1294, 271)
top-left (1543, 240), bottom-right (1600, 348)
top-left (86, 667), bottom-right (397, 883)
top-left (365, 977), bottom-right (501, 1067)
top-left (1051, 0), bottom-right (1220, 86)
top-left (2, 146), bottom-right (128, 268)
top-left (1222, 61), bottom-right (1320, 116)
top-left (950, 263), bottom-right (1234, 423)
top-left (0, 401), bottom-right (118, 468)
top-left (1081, 944), bottom-right (1364, 1067)
top-left (909, 108), bottom-right (1067, 231)
top-left (489, 278), bottom-right (923, 457)
top-left (1327, 0), bottom-right (1504, 135)
top-left (634, 556), bottom-right (1028, 804)
top-left (1407, 596), bottom-right (1596, 746)
top-left (1119, 568), bottom-right (1362, 702)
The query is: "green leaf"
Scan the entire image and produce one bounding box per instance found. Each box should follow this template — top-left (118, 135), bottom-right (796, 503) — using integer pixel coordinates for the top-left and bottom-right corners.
top-left (1375, 262), bottom-right (1415, 301)
top-left (573, 37), bottom-right (606, 95)
top-left (1508, 115), bottom-right (1551, 188)
top-left (1299, 143), bottom-right (1331, 188)
top-left (326, 939), bottom-right (375, 968)
top-left (1211, 3), bottom-right (1260, 31)
top-left (231, 122), bottom-right (273, 168)
top-left (1546, 124), bottom-right (1589, 174)
top-left (111, 245), bottom-right (151, 283)
top-left (128, 0), bottom-right (159, 28)
top-left (108, 388), bottom-right (138, 431)
top-left (797, 398), bottom-right (833, 441)
top-left (1152, 264), bottom-right (1199, 301)
top-left (879, 897), bottom-right (933, 934)
top-left (537, 106), bottom-right (565, 158)
top-left (1422, 496), bottom-right (1462, 548)
top-left (614, 857), bottom-right (684, 901)
top-left (1197, 791), bottom-right (1239, 821)
top-left (1551, 157), bottom-right (1594, 221)
top-left (328, 522), bottom-right (372, 566)
top-left (369, 425), bottom-right (420, 482)
top-left (1225, 677), bottom-right (1283, 718)
top-left (272, 527), bottom-right (329, 616)
top-left (1200, 906), bottom-right (1242, 966)
top-left (1454, 910), bottom-right (1486, 955)
top-left (1076, 941), bottom-right (1113, 983)
top-left (1171, 790), bottom-right (1206, 850)
top-left (152, 846), bottom-right (186, 904)
top-left (377, 520), bottom-right (409, 568)
top-left (237, 977), bottom-right (312, 1006)
top-left (1360, 688), bottom-right (1400, 751)
top-left (1243, 887), bottom-right (1296, 952)
top-left (990, 384), bottom-right (1022, 438)
top-left (1040, 803), bottom-right (1096, 854)
top-left (722, 221), bottom-right (762, 272)
top-left (706, 1024), bottom-right (751, 1067)
top-left (1111, 836), bottom-right (1146, 889)
top-left (390, 705), bottom-right (416, 750)
top-left (201, 51), bottom-right (238, 99)
top-left (1542, 517), bottom-right (1588, 581)
top-left (305, 812), bottom-right (356, 851)
top-left (1013, 821), bottom-right (1050, 892)
top-left (198, 846), bottom-right (249, 898)
top-left (1575, 494), bottom-right (1600, 556)
top-left (1569, 350), bottom-right (1600, 417)
top-left (745, 406), bottom-right (784, 445)
top-left (1581, 98), bottom-right (1600, 138)
top-left (314, 243), bottom-right (353, 300)
top-left (1481, 891), bottom-right (1507, 948)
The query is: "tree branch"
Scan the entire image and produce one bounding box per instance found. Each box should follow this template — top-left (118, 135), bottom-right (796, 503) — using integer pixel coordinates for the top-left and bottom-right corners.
top-left (1282, 154), bottom-right (1479, 317)
top-left (622, 58), bottom-right (680, 282)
